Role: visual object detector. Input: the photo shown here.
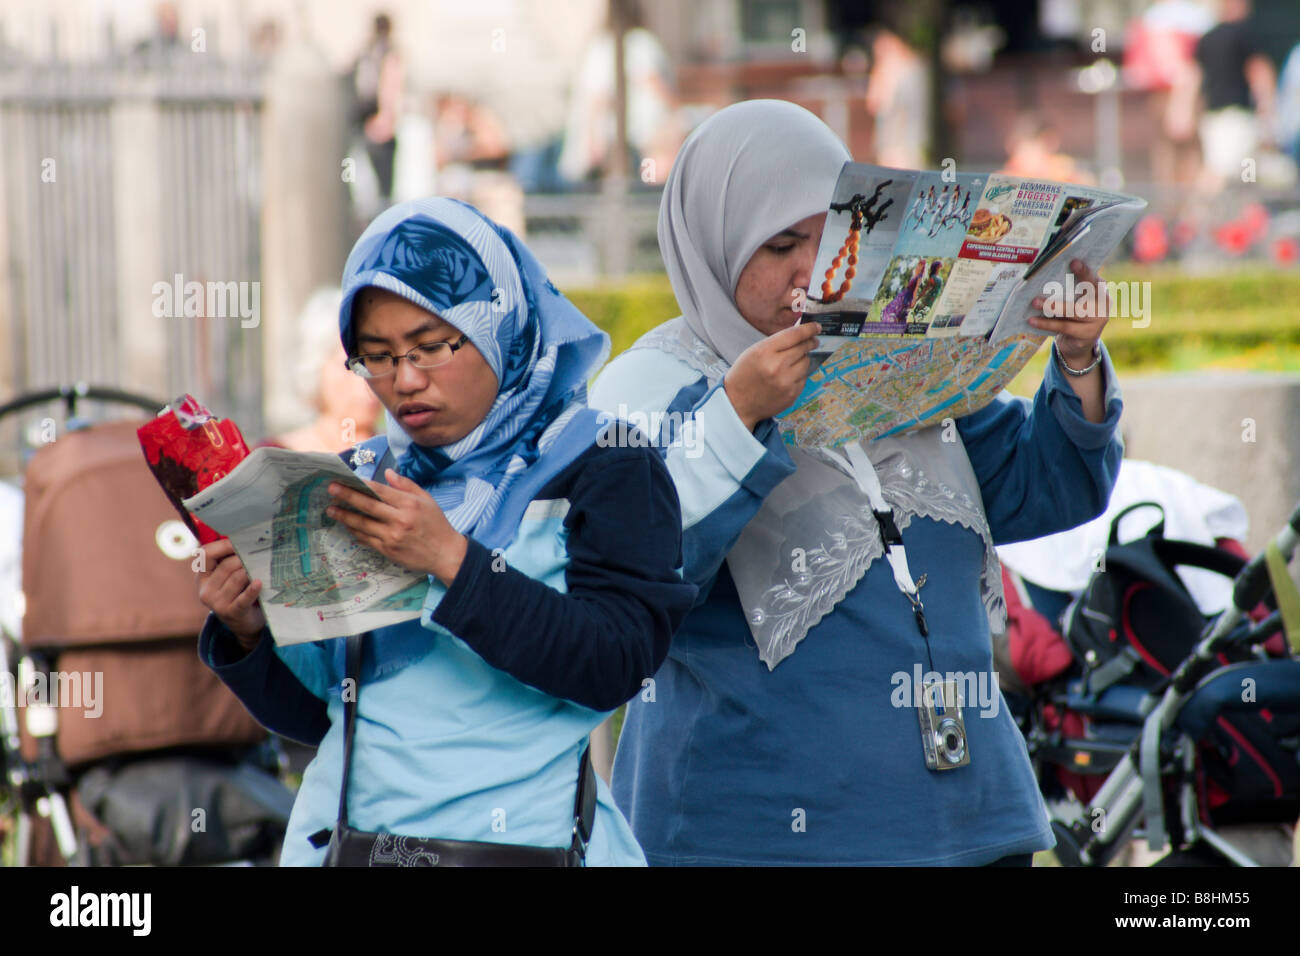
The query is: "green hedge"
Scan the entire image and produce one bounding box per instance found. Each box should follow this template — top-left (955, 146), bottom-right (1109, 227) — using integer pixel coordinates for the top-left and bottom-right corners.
top-left (564, 278), bottom-right (683, 362)
top-left (563, 268), bottom-right (1300, 382)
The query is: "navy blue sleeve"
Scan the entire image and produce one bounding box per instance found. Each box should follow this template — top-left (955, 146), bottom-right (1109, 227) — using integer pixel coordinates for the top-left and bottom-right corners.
top-left (198, 613), bottom-right (331, 746)
top-left (431, 444), bottom-right (698, 712)
top-left (956, 343), bottom-right (1124, 545)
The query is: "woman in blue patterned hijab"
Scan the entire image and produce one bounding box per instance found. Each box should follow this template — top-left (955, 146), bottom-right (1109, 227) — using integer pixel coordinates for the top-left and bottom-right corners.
top-left (337, 197), bottom-right (610, 548)
top-left (198, 197), bottom-right (696, 866)
top-left (317, 198), bottom-right (617, 685)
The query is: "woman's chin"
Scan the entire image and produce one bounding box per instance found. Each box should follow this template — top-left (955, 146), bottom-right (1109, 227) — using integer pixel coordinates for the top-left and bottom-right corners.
top-left (391, 411), bottom-right (448, 446)
top-left (410, 421), bottom-right (468, 448)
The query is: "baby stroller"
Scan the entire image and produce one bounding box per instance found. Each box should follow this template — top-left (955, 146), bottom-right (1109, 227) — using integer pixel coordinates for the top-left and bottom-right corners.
top-left (0, 385), bottom-right (294, 866)
top-left (1006, 501), bottom-right (1300, 866)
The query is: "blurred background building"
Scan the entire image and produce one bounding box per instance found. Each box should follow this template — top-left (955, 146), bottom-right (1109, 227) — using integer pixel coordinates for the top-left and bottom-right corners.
top-left (3, 0), bottom-right (1300, 473)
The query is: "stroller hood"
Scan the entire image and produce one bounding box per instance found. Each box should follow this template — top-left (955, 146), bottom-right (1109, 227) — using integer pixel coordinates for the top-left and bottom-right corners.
top-left (22, 419), bottom-right (209, 648)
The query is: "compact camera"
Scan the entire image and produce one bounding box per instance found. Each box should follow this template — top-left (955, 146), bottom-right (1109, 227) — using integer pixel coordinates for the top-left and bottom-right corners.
top-left (917, 679), bottom-right (970, 771)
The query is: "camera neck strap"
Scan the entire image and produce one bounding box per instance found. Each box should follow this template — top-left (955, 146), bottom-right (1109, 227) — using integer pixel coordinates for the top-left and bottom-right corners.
top-left (821, 441), bottom-right (929, 638)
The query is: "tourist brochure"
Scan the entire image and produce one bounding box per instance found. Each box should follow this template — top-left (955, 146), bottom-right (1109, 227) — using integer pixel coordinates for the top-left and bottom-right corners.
top-left (781, 162), bottom-right (1146, 448)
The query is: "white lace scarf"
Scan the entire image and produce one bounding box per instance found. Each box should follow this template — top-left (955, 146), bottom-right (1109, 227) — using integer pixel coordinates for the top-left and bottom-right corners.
top-left (629, 318), bottom-right (1008, 670)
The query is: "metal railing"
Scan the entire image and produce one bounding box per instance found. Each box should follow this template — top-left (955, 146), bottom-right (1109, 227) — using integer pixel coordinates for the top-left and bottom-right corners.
top-left (0, 47), bottom-right (265, 471)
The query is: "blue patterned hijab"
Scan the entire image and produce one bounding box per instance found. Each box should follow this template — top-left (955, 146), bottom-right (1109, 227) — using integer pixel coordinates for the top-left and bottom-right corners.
top-left (327, 198), bottom-right (609, 685)
top-left (339, 198), bottom-right (609, 549)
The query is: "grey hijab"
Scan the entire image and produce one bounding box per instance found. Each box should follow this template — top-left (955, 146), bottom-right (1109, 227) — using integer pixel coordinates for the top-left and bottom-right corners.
top-left (659, 99), bottom-right (851, 365)
top-left (632, 100), bottom-right (1007, 670)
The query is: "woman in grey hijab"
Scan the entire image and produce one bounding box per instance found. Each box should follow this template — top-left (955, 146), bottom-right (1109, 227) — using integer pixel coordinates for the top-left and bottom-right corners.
top-left (590, 99), bottom-right (1124, 865)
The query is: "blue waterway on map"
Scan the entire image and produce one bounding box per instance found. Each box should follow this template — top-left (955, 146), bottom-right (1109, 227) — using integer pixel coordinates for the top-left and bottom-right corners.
top-left (783, 338), bottom-right (1021, 440)
top-left (295, 475), bottom-right (332, 575)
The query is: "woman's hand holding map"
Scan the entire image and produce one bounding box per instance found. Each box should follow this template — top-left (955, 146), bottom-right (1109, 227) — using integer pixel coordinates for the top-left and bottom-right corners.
top-left (326, 470), bottom-right (470, 586)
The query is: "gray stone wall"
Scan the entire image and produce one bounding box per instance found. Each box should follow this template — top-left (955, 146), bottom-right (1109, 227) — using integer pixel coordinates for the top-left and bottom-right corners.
top-left (1117, 371), bottom-right (1300, 555)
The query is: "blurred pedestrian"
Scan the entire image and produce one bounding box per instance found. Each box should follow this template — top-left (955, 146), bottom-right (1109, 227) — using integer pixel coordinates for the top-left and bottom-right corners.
top-left (1169, 0), bottom-right (1276, 193)
top-left (433, 95), bottom-right (525, 235)
top-left (130, 1), bottom-right (182, 62)
top-left (558, 3), bottom-right (681, 186)
top-left (435, 94), bottom-right (510, 172)
top-left (262, 288), bottom-right (383, 454)
top-left (1274, 39), bottom-right (1300, 168)
top-left (352, 14), bottom-right (404, 203)
top-left (1122, 0), bottom-right (1213, 188)
top-left (1000, 111), bottom-right (1095, 185)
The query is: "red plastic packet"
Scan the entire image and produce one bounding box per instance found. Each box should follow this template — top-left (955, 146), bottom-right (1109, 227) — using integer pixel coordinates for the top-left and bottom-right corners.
top-left (137, 395), bottom-right (250, 544)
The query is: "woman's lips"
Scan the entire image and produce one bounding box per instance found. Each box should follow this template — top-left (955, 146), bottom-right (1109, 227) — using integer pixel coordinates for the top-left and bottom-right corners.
top-left (398, 406), bottom-right (438, 427)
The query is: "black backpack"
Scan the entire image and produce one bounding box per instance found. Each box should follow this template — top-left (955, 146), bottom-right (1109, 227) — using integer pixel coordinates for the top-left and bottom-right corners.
top-left (1062, 502), bottom-right (1246, 693)
top-left (1062, 503), bottom-right (1300, 822)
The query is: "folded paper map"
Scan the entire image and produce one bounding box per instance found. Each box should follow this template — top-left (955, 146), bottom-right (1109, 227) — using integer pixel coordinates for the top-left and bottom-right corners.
top-left (781, 162), bottom-right (1146, 448)
top-left (183, 447), bottom-right (426, 644)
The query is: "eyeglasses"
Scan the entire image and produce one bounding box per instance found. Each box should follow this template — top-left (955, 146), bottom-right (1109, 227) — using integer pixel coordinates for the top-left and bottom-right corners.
top-left (345, 334), bottom-right (470, 378)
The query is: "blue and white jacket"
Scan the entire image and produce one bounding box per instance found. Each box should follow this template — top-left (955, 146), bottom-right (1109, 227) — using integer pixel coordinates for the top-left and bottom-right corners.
top-left (200, 432), bottom-right (696, 866)
top-left (591, 342), bottom-right (1124, 865)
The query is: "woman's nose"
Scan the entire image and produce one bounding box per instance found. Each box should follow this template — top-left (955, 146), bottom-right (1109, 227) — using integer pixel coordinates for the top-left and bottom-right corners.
top-left (393, 354), bottom-right (429, 391)
top-left (799, 218), bottom-right (828, 283)
top-left (793, 243), bottom-right (819, 289)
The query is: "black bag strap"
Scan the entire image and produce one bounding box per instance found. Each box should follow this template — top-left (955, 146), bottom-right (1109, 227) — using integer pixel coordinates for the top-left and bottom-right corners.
top-left (1151, 538), bottom-right (1247, 583)
top-left (306, 625), bottom-right (369, 847)
top-left (336, 443), bottom-right (396, 831)
top-left (310, 446), bottom-right (393, 848)
top-left (1099, 535), bottom-right (1247, 600)
top-left (568, 745), bottom-right (597, 864)
top-left (337, 632), bottom-right (364, 829)
top-left (1108, 501), bottom-right (1166, 547)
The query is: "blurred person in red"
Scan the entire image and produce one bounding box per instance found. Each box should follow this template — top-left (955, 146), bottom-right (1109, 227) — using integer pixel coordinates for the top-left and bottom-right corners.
top-left (1122, 0), bottom-right (1213, 188)
top-left (1000, 111), bottom-right (1095, 185)
top-left (1168, 0), bottom-right (1276, 194)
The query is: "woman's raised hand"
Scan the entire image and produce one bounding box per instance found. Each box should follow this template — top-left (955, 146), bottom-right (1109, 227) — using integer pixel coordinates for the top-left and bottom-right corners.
top-left (724, 322), bottom-right (821, 431)
top-left (1028, 259), bottom-right (1110, 364)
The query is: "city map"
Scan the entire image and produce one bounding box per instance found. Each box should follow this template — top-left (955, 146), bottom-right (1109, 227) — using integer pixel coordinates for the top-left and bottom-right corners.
top-left (183, 447), bottom-right (427, 644)
top-left (779, 333), bottom-right (1043, 448)
top-left (781, 160), bottom-right (1145, 448)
